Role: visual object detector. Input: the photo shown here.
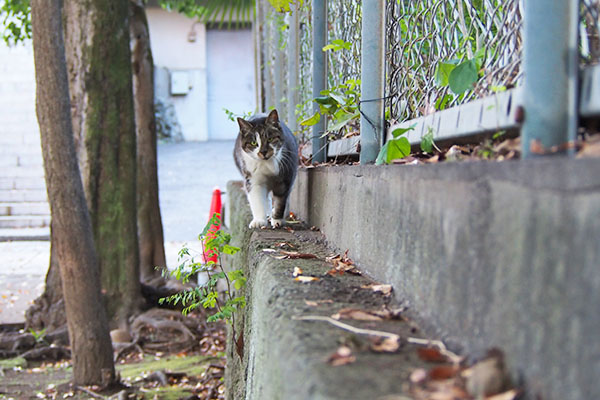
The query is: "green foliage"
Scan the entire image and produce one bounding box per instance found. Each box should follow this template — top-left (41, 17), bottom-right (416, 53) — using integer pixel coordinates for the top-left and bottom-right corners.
top-left (433, 48), bottom-right (485, 111)
top-left (420, 127), bottom-right (439, 154)
top-left (322, 39), bottom-right (351, 52)
top-left (28, 328), bottom-right (47, 344)
top-left (0, 0), bottom-right (31, 46)
top-left (268, 0), bottom-right (303, 13)
top-left (159, 213), bottom-right (245, 326)
top-left (300, 78), bottom-right (360, 137)
top-left (159, 0), bottom-right (254, 26)
top-left (375, 124), bottom-right (415, 165)
top-left (223, 108), bottom-right (252, 122)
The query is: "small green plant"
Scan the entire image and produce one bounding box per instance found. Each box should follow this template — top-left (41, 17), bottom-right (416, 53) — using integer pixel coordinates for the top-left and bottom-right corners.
top-left (160, 213), bottom-right (246, 328)
top-left (223, 108), bottom-right (253, 123)
top-left (300, 78), bottom-right (361, 137)
top-left (28, 328), bottom-right (47, 345)
top-left (375, 124), bottom-right (415, 165)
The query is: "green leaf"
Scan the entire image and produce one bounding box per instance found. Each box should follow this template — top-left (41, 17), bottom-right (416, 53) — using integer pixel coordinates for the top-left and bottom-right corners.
top-left (448, 59), bottom-right (478, 94)
top-left (375, 142), bottom-right (389, 166)
top-left (391, 123), bottom-right (416, 138)
top-left (420, 129), bottom-right (435, 153)
top-left (328, 109), bottom-right (359, 131)
top-left (435, 94), bottom-right (454, 111)
top-left (435, 62), bottom-right (457, 87)
top-left (300, 112), bottom-right (320, 126)
top-left (222, 244), bottom-right (240, 255)
top-left (386, 137), bottom-right (411, 162)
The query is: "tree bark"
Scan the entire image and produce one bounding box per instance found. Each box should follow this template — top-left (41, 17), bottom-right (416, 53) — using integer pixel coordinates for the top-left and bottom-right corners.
top-left (62, 0), bottom-right (143, 327)
top-left (30, 0), bottom-right (115, 386)
top-left (130, 0), bottom-right (167, 282)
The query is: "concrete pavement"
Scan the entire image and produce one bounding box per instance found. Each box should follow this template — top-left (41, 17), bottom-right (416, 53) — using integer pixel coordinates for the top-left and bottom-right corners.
top-left (0, 140), bottom-right (241, 324)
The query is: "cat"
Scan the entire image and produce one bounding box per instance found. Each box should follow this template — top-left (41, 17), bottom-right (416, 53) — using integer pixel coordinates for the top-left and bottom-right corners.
top-left (233, 109), bottom-right (299, 229)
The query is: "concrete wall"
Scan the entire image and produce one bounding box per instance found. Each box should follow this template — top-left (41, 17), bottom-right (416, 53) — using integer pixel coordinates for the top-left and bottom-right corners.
top-left (290, 157), bottom-right (600, 400)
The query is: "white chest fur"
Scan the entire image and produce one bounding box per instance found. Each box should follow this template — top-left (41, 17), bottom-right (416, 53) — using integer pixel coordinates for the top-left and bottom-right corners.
top-left (242, 148), bottom-right (281, 184)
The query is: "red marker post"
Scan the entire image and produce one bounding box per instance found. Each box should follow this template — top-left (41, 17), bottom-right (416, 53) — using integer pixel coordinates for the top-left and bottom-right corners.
top-left (203, 187), bottom-right (222, 265)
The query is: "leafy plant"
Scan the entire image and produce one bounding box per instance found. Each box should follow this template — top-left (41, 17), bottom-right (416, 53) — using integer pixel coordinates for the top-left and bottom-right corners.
top-left (300, 78), bottom-right (360, 137)
top-left (159, 0), bottom-right (254, 26)
top-left (434, 48), bottom-right (485, 110)
top-left (375, 124), bottom-right (415, 165)
top-left (420, 127), bottom-right (440, 154)
top-left (223, 108), bottom-right (252, 122)
top-left (159, 213), bottom-right (246, 327)
top-left (28, 328), bottom-right (47, 345)
top-left (0, 0), bottom-right (31, 45)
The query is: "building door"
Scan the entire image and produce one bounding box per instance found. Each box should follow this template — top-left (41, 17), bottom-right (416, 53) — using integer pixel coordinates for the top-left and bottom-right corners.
top-left (206, 27), bottom-right (256, 140)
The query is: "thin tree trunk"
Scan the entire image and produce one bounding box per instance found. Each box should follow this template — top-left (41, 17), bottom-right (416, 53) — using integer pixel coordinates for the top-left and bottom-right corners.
top-left (63, 0), bottom-right (143, 327)
top-left (130, 0), bottom-right (167, 282)
top-left (30, 0), bottom-right (115, 386)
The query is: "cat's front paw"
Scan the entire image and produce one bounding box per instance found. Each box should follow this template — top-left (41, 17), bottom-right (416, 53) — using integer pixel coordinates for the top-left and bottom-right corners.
top-left (249, 218), bottom-right (268, 229)
top-left (270, 218), bottom-right (284, 229)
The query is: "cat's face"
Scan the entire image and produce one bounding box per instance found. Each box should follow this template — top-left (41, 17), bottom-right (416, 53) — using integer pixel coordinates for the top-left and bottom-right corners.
top-left (237, 110), bottom-right (283, 161)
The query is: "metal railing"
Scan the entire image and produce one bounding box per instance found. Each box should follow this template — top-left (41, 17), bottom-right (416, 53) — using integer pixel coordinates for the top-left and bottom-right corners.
top-left (255, 0), bottom-right (600, 163)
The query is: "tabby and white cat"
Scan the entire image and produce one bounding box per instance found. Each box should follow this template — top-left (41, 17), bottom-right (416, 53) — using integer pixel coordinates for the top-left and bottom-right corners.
top-left (233, 109), bottom-right (298, 229)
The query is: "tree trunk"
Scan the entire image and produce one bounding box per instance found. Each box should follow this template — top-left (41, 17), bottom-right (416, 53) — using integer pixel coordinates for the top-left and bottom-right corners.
top-left (30, 0), bottom-right (115, 386)
top-left (61, 0), bottom-right (143, 327)
top-left (130, 0), bottom-right (167, 282)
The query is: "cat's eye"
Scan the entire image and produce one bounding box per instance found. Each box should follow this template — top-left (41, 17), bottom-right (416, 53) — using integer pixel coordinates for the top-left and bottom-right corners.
top-left (250, 141), bottom-right (257, 146)
top-left (268, 137), bottom-right (276, 143)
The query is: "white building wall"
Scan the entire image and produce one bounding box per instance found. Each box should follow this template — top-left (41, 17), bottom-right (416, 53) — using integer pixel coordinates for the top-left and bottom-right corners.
top-left (146, 7), bottom-right (209, 141)
top-left (0, 42), bottom-right (40, 147)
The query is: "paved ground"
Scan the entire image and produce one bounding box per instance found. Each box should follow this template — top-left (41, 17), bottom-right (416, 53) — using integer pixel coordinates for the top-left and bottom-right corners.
top-left (0, 140), bottom-right (241, 324)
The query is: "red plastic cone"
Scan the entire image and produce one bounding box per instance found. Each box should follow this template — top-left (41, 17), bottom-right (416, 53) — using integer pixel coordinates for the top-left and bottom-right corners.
top-left (204, 187), bottom-right (222, 264)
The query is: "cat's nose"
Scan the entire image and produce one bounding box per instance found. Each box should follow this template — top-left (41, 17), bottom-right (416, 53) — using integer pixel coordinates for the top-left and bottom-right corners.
top-left (259, 150), bottom-right (269, 158)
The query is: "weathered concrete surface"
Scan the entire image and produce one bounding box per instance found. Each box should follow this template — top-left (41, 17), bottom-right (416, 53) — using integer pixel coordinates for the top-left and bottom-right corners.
top-left (290, 157), bottom-right (600, 400)
top-left (224, 181), bottom-right (433, 400)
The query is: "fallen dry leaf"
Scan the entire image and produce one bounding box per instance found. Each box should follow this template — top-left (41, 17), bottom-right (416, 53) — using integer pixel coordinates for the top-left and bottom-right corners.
top-left (325, 251), bottom-right (361, 275)
top-left (428, 365), bottom-right (460, 381)
top-left (417, 347), bottom-right (448, 363)
top-left (370, 337), bottom-right (401, 353)
top-left (463, 349), bottom-right (510, 398)
top-left (327, 346), bottom-right (356, 366)
top-left (294, 276), bottom-right (320, 283)
top-left (362, 283), bottom-right (393, 295)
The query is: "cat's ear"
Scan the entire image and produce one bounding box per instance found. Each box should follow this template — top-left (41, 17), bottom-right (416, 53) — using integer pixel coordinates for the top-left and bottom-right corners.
top-left (237, 117), bottom-right (253, 134)
top-left (266, 109), bottom-right (279, 125)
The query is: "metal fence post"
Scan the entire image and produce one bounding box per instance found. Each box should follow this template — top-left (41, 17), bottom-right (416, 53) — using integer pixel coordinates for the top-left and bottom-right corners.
top-left (264, 5), bottom-right (274, 110)
top-left (254, 0), bottom-right (264, 112)
top-left (287, 4), bottom-right (299, 132)
top-left (522, 0), bottom-right (579, 157)
top-left (274, 14), bottom-right (284, 114)
top-left (312, 0), bottom-right (327, 163)
top-left (359, 0), bottom-right (385, 164)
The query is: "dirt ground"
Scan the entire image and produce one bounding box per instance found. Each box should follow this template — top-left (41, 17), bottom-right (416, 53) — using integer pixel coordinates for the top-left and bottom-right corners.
top-left (0, 311), bottom-right (227, 400)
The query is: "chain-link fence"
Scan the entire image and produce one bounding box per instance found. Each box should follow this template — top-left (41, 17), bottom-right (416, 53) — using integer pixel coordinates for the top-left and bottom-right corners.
top-left (326, 0), bottom-right (361, 89)
top-left (256, 0), bottom-right (599, 160)
top-left (581, 0), bottom-right (600, 65)
top-left (385, 0), bottom-right (523, 123)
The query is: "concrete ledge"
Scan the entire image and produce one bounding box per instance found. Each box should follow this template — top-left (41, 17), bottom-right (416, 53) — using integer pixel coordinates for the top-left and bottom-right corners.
top-left (290, 157), bottom-right (600, 400)
top-left (224, 181), bottom-right (434, 400)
